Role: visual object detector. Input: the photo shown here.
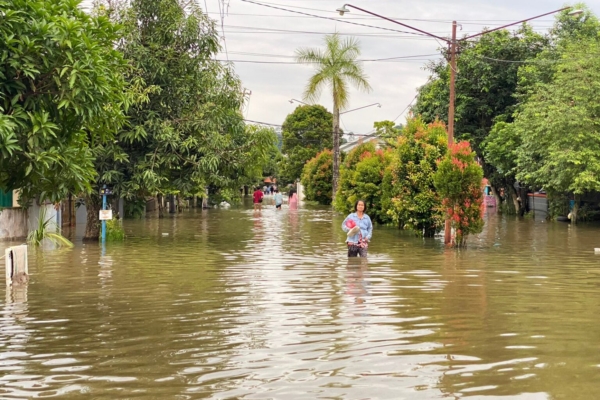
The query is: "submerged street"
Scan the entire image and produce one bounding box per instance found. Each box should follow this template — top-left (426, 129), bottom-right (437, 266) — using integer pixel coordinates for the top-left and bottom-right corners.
top-left (2, 202), bottom-right (600, 399)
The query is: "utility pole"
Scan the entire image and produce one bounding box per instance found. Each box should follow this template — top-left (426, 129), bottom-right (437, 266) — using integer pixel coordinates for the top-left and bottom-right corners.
top-left (101, 184), bottom-right (107, 244)
top-left (444, 21), bottom-right (458, 245)
top-left (335, 3), bottom-right (583, 245)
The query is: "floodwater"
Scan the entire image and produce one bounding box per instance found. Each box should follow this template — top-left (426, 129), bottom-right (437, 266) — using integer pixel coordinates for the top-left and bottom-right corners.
top-left (2, 199), bottom-right (600, 399)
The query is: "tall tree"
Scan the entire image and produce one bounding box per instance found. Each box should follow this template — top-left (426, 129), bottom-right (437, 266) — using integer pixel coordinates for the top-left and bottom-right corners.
top-left (84, 0), bottom-right (273, 239)
top-left (280, 104), bottom-right (333, 183)
top-left (296, 33), bottom-right (371, 200)
top-left (0, 0), bottom-right (128, 204)
top-left (412, 25), bottom-right (546, 212)
top-left (511, 38), bottom-right (600, 223)
top-left (483, 6), bottom-right (600, 218)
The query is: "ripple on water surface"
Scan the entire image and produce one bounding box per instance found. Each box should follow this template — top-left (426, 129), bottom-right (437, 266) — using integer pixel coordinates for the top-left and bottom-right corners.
top-left (0, 206), bottom-right (599, 398)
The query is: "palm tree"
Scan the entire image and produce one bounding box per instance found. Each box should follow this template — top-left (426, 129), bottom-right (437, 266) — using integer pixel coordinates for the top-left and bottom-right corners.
top-left (296, 33), bottom-right (371, 200)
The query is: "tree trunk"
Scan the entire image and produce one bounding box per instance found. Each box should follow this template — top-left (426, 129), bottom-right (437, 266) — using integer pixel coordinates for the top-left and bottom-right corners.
top-left (332, 99), bottom-right (340, 202)
top-left (169, 194), bottom-right (176, 213)
top-left (158, 194), bottom-right (165, 218)
top-left (83, 194), bottom-right (101, 241)
top-left (507, 185), bottom-right (522, 216)
top-left (490, 186), bottom-right (501, 210)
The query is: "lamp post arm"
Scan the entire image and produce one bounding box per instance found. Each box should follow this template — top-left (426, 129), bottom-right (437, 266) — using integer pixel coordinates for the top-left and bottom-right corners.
top-left (343, 4), bottom-right (451, 43)
top-left (340, 102), bottom-right (381, 115)
top-left (463, 6), bottom-right (571, 40)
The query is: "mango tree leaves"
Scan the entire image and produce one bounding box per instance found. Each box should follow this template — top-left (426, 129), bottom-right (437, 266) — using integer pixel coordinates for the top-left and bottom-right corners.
top-left (94, 0), bottom-right (275, 206)
top-left (0, 0), bottom-right (128, 204)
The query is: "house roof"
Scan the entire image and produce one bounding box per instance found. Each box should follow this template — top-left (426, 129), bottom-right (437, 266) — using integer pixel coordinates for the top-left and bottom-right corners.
top-left (340, 135), bottom-right (385, 153)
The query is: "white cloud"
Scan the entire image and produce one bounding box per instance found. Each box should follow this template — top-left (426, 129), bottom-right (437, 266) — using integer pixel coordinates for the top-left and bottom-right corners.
top-left (81, 0), bottom-right (600, 133)
top-left (210, 0), bottom-right (598, 133)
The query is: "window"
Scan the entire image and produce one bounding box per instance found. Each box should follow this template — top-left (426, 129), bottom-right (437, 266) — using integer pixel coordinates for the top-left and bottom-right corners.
top-left (0, 190), bottom-right (13, 208)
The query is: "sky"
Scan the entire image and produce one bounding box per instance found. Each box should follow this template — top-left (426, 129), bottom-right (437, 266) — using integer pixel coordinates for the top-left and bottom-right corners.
top-left (83, 0), bottom-right (600, 135)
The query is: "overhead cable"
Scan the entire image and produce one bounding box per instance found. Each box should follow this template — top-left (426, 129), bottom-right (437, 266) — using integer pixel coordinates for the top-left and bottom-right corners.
top-left (205, 11), bottom-right (557, 24)
top-left (239, 0), bottom-right (432, 38)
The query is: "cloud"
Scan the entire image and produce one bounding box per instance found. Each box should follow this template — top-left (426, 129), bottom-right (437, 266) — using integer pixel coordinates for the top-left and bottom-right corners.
top-left (81, 0), bottom-right (599, 133)
top-left (212, 0), bottom-right (594, 133)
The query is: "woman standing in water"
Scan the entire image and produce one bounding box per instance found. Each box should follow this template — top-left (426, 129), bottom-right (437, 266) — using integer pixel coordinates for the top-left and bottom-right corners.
top-left (288, 187), bottom-right (298, 210)
top-left (342, 200), bottom-right (373, 257)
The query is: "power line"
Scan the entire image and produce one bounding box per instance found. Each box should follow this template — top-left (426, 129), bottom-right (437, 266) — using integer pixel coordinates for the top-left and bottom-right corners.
top-left (217, 0), bottom-right (229, 61)
top-left (222, 23), bottom-right (471, 35)
top-left (223, 51), bottom-right (440, 61)
top-left (205, 11), bottom-right (558, 24)
top-left (393, 92), bottom-right (420, 123)
top-left (243, 119), bottom-right (377, 137)
top-left (215, 58), bottom-right (439, 64)
top-left (239, 0), bottom-right (433, 38)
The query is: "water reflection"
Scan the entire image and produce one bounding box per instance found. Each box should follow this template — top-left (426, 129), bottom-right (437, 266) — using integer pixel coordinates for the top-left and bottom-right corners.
top-left (0, 208), bottom-right (600, 398)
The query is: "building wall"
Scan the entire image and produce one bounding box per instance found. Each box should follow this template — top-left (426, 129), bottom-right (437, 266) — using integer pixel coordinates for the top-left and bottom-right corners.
top-left (28, 203), bottom-right (60, 235)
top-left (528, 194), bottom-right (548, 220)
top-left (0, 208), bottom-right (28, 240)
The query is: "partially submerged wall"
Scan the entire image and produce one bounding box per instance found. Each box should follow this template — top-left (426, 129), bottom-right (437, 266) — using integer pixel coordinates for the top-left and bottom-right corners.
top-left (0, 209), bottom-right (28, 240)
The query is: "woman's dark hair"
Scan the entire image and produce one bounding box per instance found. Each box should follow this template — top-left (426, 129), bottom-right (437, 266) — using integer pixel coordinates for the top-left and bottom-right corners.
top-left (354, 199), bottom-right (367, 213)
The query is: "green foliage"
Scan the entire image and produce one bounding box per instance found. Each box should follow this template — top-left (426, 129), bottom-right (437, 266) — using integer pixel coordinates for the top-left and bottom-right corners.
top-left (124, 198), bottom-right (146, 219)
top-left (512, 38), bottom-right (600, 196)
top-left (296, 33), bottom-right (372, 110)
top-left (517, 5), bottom-right (599, 101)
top-left (238, 125), bottom-right (280, 186)
top-left (0, 0), bottom-right (129, 204)
top-left (97, 0), bottom-right (275, 198)
top-left (106, 218), bottom-right (125, 241)
top-left (83, 0), bottom-right (275, 237)
top-left (382, 117), bottom-right (448, 237)
top-left (301, 149), bottom-right (333, 205)
top-left (262, 140), bottom-right (284, 181)
top-left (335, 141), bottom-right (375, 214)
top-left (334, 141), bottom-right (392, 223)
top-left (27, 206), bottom-right (73, 248)
top-left (434, 141), bottom-right (485, 247)
top-left (373, 120), bottom-right (401, 142)
top-left (483, 120), bottom-right (520, 182)
top-left (548, 192), bottom-right (570, 219)
top-left (280, 105), bottom-right (333, 182)
top-left (413, 25), bottom-right (547, 190)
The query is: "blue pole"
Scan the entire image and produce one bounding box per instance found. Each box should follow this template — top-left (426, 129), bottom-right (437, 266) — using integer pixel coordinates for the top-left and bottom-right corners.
top-left (101, 185), bottom-right (107, 244)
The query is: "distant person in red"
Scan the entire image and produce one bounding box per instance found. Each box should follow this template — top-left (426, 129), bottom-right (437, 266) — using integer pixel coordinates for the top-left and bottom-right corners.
top-left (253, 187), bottom-right (264, 210)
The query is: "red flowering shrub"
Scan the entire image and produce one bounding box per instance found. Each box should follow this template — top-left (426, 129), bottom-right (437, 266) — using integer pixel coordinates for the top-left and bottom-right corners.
top-left (381, 117), bottom-right (448, 236)
top-left (433, 141), bottom-right (484, 247)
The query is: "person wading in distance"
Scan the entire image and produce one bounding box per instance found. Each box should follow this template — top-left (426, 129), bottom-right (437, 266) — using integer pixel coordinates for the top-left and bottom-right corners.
top-left (253, 187), bottom-right (264, 211)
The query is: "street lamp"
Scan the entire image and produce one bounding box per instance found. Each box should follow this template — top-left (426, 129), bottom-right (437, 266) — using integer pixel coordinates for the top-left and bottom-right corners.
top-left (289, 98), bottom-right (308, 105)
top-left (338, 3), bottom-right (581, 244)
top-left (340, 102), bottom-right (381, 115)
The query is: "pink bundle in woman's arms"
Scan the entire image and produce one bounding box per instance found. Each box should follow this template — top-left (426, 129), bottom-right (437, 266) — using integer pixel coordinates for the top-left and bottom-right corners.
top-left (345, 219), bottom-right (360, 237)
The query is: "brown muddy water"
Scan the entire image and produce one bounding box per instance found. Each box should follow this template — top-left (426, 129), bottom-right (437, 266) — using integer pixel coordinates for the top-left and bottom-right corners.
top-left (1, 199), bottom-right (600, 399)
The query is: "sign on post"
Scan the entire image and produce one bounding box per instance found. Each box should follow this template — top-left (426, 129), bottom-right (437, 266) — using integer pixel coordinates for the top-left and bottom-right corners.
top-left (99, 210), bottom-right (113, 221)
